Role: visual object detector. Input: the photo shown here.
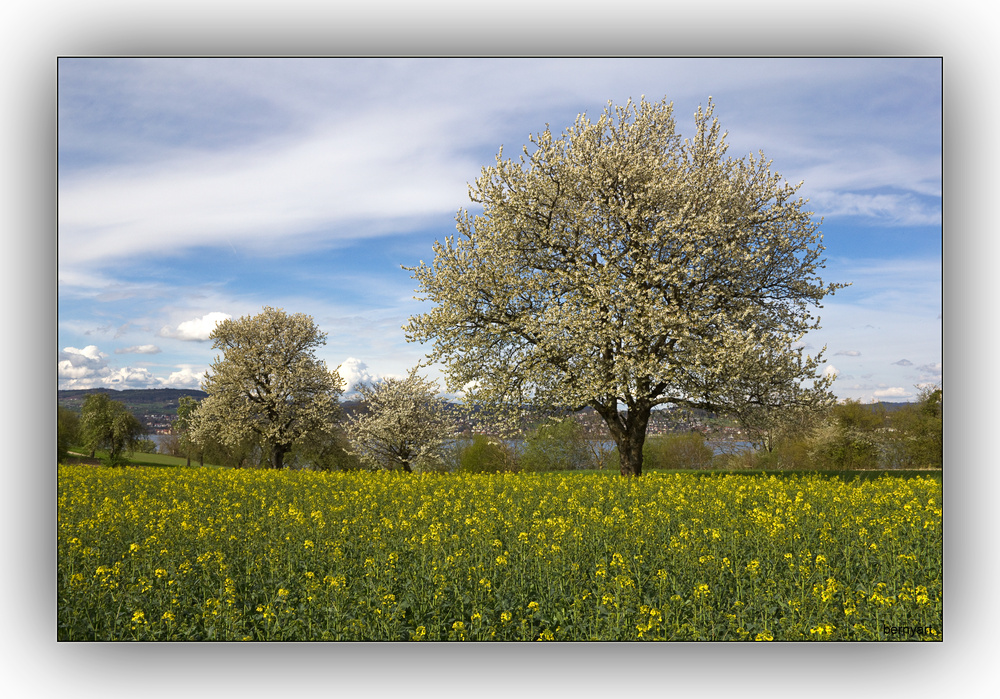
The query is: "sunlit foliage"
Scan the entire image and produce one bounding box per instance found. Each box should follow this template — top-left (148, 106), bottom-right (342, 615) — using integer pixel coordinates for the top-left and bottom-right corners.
top-left (346, 368), bottom-right (455, 473)
top-left (405, 96), bottom-right (843, 476)
top-left (191, 307), bottom-right (344, 470)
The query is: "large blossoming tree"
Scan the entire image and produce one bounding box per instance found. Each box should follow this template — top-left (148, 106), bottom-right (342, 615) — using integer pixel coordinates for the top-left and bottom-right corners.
top-left (405, 96), bottom-right (843, 476)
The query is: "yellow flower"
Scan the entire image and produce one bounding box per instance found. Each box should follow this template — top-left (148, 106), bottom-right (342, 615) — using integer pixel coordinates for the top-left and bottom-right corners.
top-left (528, 601), bottom-right (539, 612)
top-left (755, 631), bottom-right (774, 641)
top-left (809, 624), bottom-right (835, 638)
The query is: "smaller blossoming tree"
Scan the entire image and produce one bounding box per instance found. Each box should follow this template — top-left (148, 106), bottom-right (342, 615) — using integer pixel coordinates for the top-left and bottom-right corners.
top-left (346, 367), bottom-right (456, 472)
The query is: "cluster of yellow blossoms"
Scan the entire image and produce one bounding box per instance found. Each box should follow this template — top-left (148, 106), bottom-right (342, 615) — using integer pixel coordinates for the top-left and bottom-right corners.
top-left (58, 465), bottom-right (941, 641)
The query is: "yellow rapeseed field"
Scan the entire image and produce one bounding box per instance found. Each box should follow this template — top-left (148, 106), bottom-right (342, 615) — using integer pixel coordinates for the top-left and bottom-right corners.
top-left (57, 465), bottom-right (942, 641)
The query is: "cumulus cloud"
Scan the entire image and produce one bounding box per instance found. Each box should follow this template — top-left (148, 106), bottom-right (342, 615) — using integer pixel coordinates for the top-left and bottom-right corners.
top-left (335, 357), bottom-right (404, 396)
top-left (104, 367), bottom-right (160, 388)
top-left (892, 358), bottom-right (913, 366)
top-left (58, 343), bottom-right (206, 390)
top-left (115, 344), bottom-right (161, 354)
top-left (58, 345), bottom-right (111, 384)
top-left (835, 349), bottom-right (861, 357)
top-left (161, 365), bottom-right (205, 389)
top-left (160, 312), bottom-right (231, 341)
top-left (337, 357), bottom-right (382, 395)
top-left (822, 365), bottom-right (839, 378)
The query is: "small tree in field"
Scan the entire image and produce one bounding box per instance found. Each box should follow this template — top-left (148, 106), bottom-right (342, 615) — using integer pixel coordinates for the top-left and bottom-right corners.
top-left (192, 307), bottom-right (344, 470)
top-left (58, 406), bottom-right (81, 462)
top-left (405, 96), bottom-right (843, 476)
top-left (346, 368), bottom-right (455, 472)
top-left (172, 395), bottom-right (200, 467)
top-left (80, 393), bottom-right (145, 467)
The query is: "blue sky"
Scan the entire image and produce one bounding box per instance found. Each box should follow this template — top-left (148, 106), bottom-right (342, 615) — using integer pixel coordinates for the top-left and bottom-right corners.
top-left (57, 57), bottom-right (941, 402)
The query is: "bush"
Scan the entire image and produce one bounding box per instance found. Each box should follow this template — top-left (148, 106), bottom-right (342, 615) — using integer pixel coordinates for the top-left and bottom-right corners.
top-left (606, 432), bottom-right (714, 471)
top-left (289, 429), bottom-right (366, 472)
top-left (750, 436), bottom-right (817, 470)
top-left (885, 387), bottom-right (942, 469)
top-left (808, 401), bottom-right (886, 470)
top-left (648, 432), bottom-right (714, 470)
top-left (132, 439), bottom-right (159, 454)
top-left (455, 435), bottom-right (513, 474)
top-left (519, 417), bottom-right (594, 472)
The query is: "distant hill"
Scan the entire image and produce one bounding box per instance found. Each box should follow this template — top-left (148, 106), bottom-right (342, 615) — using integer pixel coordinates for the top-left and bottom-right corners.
top-left (58, 388), bottom-right (209, 418)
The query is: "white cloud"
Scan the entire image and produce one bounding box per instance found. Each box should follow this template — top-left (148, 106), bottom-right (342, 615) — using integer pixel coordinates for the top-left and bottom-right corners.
top-left (58, 345), bottom-right (111, 384)
top-left (336, 357), bottom-right (402, 396)
top-left (873, 387), bottom-right (911, 399)
top-left (160, 312), bottom-right (231, 341)
top-left (115, 344), bottom-right (161, 354)
top-left (835, 349), bottom-right (861, 357)
top-left (161, 365), bottom-right (205, 390)
top-left (822, 365), bottom-right (839, 378)
top-left (104, 367), bottom-right (160, 389)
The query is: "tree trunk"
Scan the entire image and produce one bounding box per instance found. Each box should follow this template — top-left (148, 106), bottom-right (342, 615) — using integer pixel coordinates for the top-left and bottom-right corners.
top-left (593, 400), bottom-right (651, 477)
top-left (618, 430), bottom-right (646, 477)
top-left (272, 444), bottom-right (289, 470)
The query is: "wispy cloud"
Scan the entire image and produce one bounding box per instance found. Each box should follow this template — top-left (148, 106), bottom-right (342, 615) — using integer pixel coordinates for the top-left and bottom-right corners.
top-left (835, 349), bottom-right (861, 357)
top-left (808, 191), bottom-right (940, 226)
top-left (873, 387), bottom-right (911, 399)
top-left (115, 344), bottom-right (161, 355)
top-left (57, 58), bottom-right (941, 397)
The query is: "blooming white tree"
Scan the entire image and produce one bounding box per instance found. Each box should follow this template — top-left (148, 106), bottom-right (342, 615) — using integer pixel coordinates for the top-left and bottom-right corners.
top-left (192, 307), bottom-right (344, 469)
top-left (405, 96), bottom-right (843, 476)
top-left (346, 368), bottom-right (455, 472)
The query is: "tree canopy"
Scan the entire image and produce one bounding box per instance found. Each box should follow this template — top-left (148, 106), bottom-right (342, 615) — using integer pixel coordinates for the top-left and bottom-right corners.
top-left (192, 307), bottom-right (344, 470)
top-left (80, 393), bottom-right (145, 467)
top-left (405, 96), bottom-right (842, 476)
